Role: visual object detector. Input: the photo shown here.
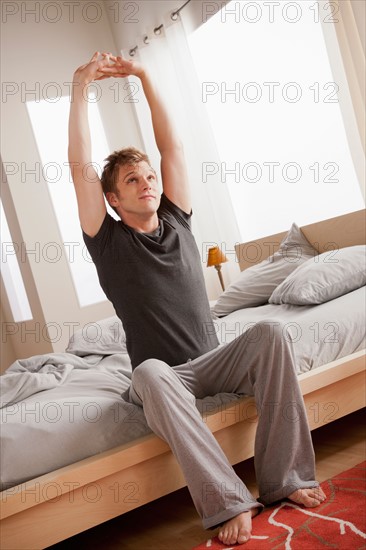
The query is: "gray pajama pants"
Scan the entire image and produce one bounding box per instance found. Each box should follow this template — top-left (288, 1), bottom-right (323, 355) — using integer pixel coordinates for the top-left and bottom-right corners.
top-left (128, 320), bottom-right (318, 529)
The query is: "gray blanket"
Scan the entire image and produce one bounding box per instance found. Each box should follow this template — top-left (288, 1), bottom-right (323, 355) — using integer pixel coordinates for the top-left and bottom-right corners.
top-left (0, 350), bottom-right (237, 490)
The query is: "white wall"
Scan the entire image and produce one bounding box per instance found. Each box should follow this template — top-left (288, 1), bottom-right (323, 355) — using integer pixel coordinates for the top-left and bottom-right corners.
top-left (0, 293), bottom-right (16, 371)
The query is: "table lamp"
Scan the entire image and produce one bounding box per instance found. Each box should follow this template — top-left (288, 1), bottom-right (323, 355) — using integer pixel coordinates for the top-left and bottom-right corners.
top-left (206, 246), bottom-right (229, 292)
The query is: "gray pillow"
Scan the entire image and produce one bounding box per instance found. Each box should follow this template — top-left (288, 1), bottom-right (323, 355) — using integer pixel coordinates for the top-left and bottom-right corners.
top-left (66, 316), bottom-right (126, 356)
top-left (269, 245), bottom-right (366, 305)
top-left (211, 223), bottom-right (318, 317)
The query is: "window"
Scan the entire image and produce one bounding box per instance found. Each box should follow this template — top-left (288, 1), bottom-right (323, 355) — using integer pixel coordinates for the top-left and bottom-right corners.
top-left (188, 0), bottom-right (364, 241)
top-left (26, 94), bottom-right (115, 307)
top-left (0, 199), bottom-right (32, 322)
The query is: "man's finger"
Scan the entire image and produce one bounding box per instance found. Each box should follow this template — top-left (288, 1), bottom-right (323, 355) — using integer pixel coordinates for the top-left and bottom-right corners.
top-left (99, 67), bottom-right (123, 73)
top-left (90, 51), bottom-right (100, 62)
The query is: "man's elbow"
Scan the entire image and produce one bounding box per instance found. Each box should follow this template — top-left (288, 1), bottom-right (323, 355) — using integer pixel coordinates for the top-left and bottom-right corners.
top-left (68, 146), bottom-right (76, 165)
top-left (160, 140), bottom-right (184, 155)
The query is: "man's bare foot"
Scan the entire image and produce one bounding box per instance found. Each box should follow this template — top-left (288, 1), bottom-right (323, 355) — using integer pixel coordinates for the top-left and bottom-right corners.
top-left (218, 507), bottom-right (259, 546)
top-left (288, 486), bottom-right (326, 507)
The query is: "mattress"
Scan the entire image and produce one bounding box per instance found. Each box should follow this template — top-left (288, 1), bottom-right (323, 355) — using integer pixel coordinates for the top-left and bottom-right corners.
top-left (214, 285), bottom-right (366, 374)
top-left (1, 286), bottom-right (365, 490)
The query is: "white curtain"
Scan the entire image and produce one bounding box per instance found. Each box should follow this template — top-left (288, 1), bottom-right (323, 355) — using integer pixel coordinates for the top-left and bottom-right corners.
top-left (122, 14), bottom-right (241, 299)
top-left (320, 0), bottom-right (365, 200)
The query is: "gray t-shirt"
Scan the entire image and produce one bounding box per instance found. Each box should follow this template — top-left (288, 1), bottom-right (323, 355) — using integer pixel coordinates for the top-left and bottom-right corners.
top-left (83, 194), bottom-right (219, 369)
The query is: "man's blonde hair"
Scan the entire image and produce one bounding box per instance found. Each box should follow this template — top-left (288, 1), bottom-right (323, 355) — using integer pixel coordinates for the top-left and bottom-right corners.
top-left (101, 147), bottom-right (152, 195)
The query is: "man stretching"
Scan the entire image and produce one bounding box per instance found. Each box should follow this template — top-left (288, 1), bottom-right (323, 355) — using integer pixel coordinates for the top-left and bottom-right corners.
top-left (69, 52), bottom-right (326, 546)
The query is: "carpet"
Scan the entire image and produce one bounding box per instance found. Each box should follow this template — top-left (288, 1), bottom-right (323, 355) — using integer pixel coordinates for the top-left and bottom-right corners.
top-left (192, 461), bottom-right (366, 549)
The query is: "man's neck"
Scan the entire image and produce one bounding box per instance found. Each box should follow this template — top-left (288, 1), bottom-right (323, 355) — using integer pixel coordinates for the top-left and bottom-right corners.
top-left (119, 211), bottom-right (159, 234)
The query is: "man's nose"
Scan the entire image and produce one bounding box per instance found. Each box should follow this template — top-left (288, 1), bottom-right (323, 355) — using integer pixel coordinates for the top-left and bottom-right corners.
top-left (142, 178), bottom-right (152, 189)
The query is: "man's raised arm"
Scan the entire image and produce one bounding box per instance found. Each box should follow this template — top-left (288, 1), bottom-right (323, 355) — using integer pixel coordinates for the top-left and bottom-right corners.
top-left (101, 56), bottom-right (191, 214)
top-left (68, 52), bottom-right (110, 237)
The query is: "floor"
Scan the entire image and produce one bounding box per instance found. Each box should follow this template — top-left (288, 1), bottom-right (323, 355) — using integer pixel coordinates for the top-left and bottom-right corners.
top-left (48, 408), bottom-right (366, 550)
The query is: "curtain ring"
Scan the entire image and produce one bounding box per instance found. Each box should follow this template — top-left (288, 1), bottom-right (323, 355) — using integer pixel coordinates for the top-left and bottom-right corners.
top-left (129, 46), bottom-right (138, 57)
top-left (171, 0), bottom-right (191, 21)
top-left (154, 24), bottom-right (163, 35)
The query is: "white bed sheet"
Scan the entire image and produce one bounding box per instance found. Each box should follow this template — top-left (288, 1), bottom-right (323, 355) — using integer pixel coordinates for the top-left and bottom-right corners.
top-left (214, 286), bottom-right (366, 374)
top-left (1, 287), bottom-right (364, 490)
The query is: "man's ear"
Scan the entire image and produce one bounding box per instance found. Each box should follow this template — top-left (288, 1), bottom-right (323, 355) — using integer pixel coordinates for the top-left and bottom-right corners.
top-left (106, 192), bottom-right (118, 207)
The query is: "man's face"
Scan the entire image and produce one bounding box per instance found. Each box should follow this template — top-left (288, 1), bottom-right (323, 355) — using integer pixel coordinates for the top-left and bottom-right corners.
top-left (108, 161), bottom-right (161, 220)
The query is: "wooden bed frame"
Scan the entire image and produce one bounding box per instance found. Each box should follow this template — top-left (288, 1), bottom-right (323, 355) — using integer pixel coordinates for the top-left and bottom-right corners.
top-left (1, 208), bottom-right (365, 549)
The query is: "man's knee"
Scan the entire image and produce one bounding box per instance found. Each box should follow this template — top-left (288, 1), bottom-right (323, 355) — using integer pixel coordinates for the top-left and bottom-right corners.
top-left (244, 320), bottom-right (289, 345)
top-left (131, 359), bottom-right (171, 391)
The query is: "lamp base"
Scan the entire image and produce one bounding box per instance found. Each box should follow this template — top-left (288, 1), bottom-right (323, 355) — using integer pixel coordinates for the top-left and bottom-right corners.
top-left (214, 264), bottom-right (225, 292)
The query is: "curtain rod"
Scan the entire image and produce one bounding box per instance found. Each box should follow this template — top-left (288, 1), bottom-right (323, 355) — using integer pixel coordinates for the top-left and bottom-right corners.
top-left (129, 0), bottom-right (192, 56)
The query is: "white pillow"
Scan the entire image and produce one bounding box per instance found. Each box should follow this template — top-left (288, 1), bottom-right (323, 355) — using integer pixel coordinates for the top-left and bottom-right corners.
top-left (269, 245), bottom-right (366, 305)
top-left (211, 223), bottom-right (318, 317)
top-left (66, 316), bottom-right (126, 356)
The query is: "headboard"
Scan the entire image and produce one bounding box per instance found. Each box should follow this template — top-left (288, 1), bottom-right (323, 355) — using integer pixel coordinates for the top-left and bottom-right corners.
top-left (235, 208), bottom-right (366, 272)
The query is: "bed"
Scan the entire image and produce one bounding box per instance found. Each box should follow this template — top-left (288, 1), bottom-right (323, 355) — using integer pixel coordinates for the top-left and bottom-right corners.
top-left (0, 208), bottom-right (365, 550)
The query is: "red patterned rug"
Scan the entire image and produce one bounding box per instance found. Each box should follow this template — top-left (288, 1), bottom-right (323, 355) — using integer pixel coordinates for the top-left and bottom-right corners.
top-left (192, 462), bottom-right (366, 549)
